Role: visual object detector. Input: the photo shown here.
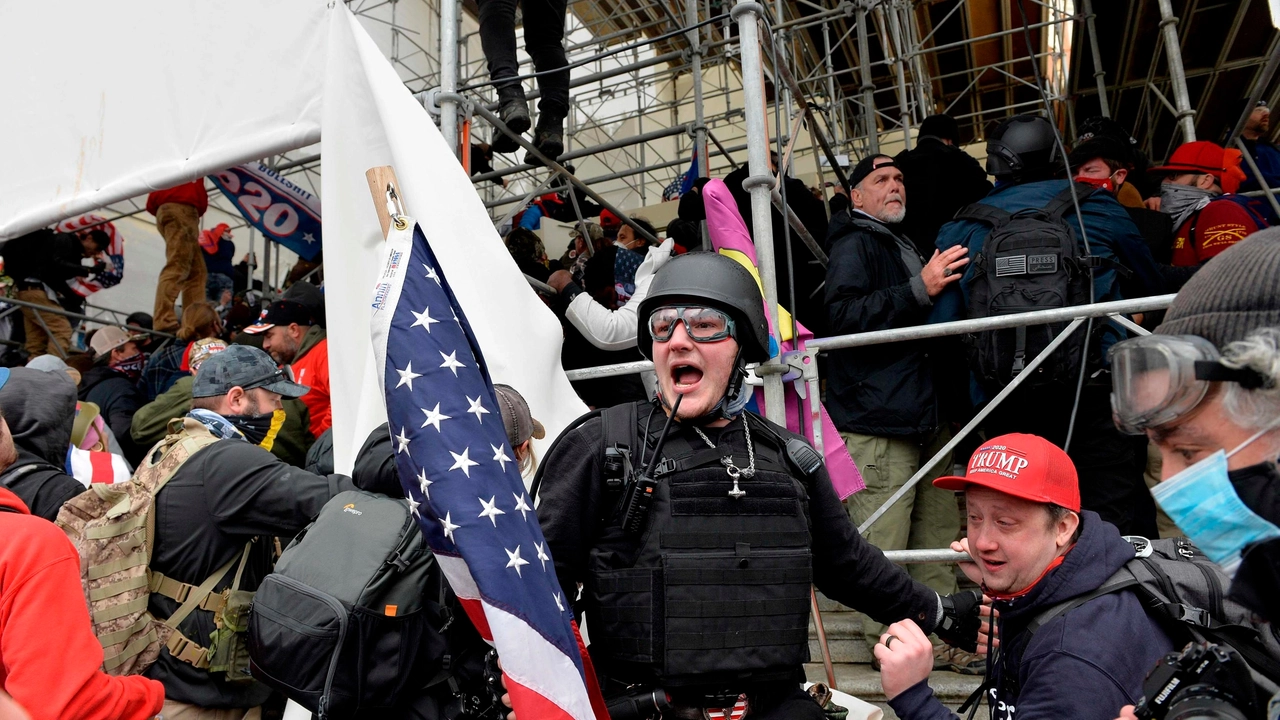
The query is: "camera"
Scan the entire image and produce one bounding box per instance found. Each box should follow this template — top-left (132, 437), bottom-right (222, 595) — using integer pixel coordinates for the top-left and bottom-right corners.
top-left (445, 650), bottom-right (507, 720)
top-left (1134, 642), bottom-right (1259, 720)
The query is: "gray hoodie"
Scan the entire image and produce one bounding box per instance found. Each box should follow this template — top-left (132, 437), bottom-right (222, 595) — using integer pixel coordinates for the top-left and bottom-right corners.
top-left (0, 367), bottom-right (85, 520)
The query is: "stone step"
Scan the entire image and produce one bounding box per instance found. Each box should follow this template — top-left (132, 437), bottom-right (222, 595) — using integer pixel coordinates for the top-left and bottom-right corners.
top-left (809, 610), bottom-right (873, 664)
top-left (805, 662), bottom-right (984, 719)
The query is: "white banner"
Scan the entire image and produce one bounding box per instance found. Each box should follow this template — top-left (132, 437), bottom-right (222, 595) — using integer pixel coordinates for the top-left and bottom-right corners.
top-left (321, 7), bottom-right (586, 474)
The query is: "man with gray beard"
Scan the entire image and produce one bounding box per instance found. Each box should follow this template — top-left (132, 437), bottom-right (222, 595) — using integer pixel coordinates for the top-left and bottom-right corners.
top-left (823, 154), bottom-right (982, 673)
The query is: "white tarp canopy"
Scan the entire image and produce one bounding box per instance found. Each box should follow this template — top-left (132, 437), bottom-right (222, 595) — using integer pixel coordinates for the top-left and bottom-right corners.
top-left (0, 0), bottom-right (587, 473)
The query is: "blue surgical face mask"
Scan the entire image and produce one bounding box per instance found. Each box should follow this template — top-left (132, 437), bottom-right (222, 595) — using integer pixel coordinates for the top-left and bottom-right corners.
top-left (1151, 427), bottom-right (1280, 576)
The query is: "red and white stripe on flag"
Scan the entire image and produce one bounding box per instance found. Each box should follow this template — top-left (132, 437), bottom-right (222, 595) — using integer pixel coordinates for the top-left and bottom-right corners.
top-left (66, 447), bottom-right (130, 487)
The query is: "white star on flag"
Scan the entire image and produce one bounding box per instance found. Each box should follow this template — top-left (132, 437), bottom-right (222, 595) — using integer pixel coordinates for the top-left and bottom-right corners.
top-left (439, 350), bottom-right (465, 376)
top-left (421, 403), bottom-right (451, 431)
top-left (449, 447), bottom-right (479, 476)
top-left (492, 443), bottom-right (512, 472)
top-left (410, 307), bottom-right (439, 332)
top-left (407, 494), bottom-right (421, 517)
top-left (302, 232), bottom-right (316, 244)
top-left (395, 427), bottom-right (411, 454)
top-left (535, 541), bottom-right (550, 571)
top-left (505, 545), bottom-right (530, 577)
top-left (466, 395), bottom-right (490, 423)
top-left (513, 493), bottom-right (532, 521)
top-left (423, 264), bottom-right (441, 284)
top-left (417, 468), bottom-right (433, 499)
top-left (395, 361), bottom-right (423, 390)
top-left (441, 512), bottom-right (460, 542)
top-left (479, 495), bottom-right (506, 526)
top-left (553, 592), bottom-right (564, 612)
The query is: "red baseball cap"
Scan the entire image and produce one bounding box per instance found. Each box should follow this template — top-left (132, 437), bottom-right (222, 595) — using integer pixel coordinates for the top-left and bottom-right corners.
top-left (934, 433), bottom-right (1080, 512)
top-left (1149, 141), bottom-right (1247, 193)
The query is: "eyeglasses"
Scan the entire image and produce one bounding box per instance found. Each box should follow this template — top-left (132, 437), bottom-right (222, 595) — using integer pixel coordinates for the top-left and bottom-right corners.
top-left (648, 306), bottom-right (735, 343)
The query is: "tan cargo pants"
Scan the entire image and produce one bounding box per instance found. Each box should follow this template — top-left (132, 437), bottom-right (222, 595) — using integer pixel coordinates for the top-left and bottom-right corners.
top-left (842, 428), bottom-right (960, 649)
top-left (153, 202), bottom-right (207, 332)
top-left (16, 288), bottom-right (72, 358)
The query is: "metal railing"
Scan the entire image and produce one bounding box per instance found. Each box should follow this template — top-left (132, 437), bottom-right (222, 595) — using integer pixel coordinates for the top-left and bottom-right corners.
top-left (564, 293), bottom-right (1173, 533)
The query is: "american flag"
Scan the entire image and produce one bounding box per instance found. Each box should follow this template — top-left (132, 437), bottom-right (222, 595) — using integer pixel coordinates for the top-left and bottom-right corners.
top-left (370, 219), bottom-right (608, 720)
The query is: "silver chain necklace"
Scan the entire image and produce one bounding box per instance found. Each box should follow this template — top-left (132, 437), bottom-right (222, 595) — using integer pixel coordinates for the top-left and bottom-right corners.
top-left (693, 419), bottom-right (755, 500)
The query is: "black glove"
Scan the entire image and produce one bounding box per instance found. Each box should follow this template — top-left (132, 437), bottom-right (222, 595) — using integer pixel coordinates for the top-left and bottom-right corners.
top-left (935, 590), bottom-right (982, 652)
top-left (89, 261), bottom-right (107, 276)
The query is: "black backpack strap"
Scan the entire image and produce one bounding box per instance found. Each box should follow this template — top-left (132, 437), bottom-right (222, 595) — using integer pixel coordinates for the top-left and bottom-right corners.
top-left (529, 407), bottom-right (604, 501)
top-left (1043, 183), bottom-right (1097, 222)
top-left (1024, 572), bottom-right (1142, 638)
top-left (953, 201), bottom-right (1015, 230)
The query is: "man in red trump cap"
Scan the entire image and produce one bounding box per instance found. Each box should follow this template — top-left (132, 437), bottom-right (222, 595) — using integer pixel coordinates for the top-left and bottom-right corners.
top-left (875, 433), bottom-right (1174, 720)
top-left (1148, 141), bottom-right (1267, 267)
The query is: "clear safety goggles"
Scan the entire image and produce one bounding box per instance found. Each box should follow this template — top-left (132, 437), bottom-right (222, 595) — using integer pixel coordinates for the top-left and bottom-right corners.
top-left (1109, 334), bottom-right (1267, 435)
top-left (648, 305), bottom-right (736, 343)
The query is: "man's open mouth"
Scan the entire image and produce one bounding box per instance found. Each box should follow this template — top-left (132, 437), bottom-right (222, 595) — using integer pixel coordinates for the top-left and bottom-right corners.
top-left (672, 364), bottom-right (704, 391)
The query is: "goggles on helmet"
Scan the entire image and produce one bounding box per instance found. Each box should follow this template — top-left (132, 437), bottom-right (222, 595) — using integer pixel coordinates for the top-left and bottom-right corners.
top-left (648, 305), bottom-right (736, 344)
top-left (1108, 334), bottom-right (1268, 435)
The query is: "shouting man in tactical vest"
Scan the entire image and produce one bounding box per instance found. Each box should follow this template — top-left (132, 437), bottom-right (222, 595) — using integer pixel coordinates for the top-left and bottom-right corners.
top-left (875, 433), bottom-right (1174, 720)
top-left (535, 252), bottom-right (983, 720)
top-left (132, 345), bottom-right (355, 718)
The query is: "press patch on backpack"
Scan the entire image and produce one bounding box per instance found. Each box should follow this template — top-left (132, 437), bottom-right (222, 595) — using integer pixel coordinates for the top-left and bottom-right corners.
top-left (995, 255), bottom-right (1027, 276)
top-left (1027, 254), bottom-right (1058, 274)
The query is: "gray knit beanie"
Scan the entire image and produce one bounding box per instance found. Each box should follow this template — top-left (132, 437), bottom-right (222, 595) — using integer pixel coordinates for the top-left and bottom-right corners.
top-left (1156, 228), bottom-right (1280, 347)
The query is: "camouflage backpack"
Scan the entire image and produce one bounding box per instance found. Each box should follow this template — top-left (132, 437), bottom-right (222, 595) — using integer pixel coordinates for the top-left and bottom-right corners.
top-left (57, 417), bottom-right (252, 676)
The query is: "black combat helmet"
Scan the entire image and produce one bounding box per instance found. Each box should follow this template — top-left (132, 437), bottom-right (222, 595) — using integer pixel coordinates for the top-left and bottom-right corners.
top-left (636, 251), bottom-right (771, 364)
top-left (986, 114), bottom-right (1062, 181)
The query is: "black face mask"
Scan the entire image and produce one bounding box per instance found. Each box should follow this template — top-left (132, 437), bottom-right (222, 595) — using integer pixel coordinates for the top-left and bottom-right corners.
top-left (226, 409), bottom-right (285, 451)
top-left (1227, 460), bottom-right (1280, 526)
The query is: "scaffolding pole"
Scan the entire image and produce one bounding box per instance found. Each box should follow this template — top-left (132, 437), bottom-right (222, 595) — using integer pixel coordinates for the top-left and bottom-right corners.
top-left (439, 0), bottom-right (461, 157)
top-left (733, 0), bottom-right (786, 425)
top-left (1082, 0), bottom-right (1110, 118)
top-left (1226, 42), bottom-right (1280, 147)
top-left (1156, 0), bottom-right (1196, 142)
top-left (883, 1), bottom-right (912, 150)
top-left (688, 0), bottom-right (708, 185)
top-left (856, 1), bottom-right (878, 154)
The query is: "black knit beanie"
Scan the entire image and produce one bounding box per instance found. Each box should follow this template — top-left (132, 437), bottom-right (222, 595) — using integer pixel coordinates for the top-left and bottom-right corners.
top-left (1156, 228), bottom-right (1280, 347)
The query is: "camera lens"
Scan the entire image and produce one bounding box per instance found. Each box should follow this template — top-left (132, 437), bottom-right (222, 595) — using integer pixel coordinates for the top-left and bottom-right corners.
top-left (1168, 695), bottom-right (1250, 720)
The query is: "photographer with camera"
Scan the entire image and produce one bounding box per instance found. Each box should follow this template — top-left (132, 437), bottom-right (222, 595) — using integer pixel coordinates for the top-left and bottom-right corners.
top-left (875, 433), bottom-right (1175, 720)
top-left (1108, 229), bottom-right (1280, 719)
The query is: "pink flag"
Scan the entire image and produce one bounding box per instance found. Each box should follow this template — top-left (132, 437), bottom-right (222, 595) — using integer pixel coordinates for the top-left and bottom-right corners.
top-left (701, 179), bottom-right (865, 498)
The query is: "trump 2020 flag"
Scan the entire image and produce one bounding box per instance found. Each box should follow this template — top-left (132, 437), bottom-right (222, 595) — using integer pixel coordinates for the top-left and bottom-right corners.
top-left (370, 218), bottom-right (608, 720)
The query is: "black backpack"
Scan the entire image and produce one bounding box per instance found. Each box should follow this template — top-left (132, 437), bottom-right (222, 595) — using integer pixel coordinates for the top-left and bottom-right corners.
top-left (953, 184), bottom-right (1098, 390)
top-left (1008, 536), bottom-right (1280, 694)
top-left (247, 489), bottom-right (453, 718)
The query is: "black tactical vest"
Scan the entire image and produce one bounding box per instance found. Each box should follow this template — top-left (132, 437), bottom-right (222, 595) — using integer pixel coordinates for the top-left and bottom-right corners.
top-left (583, 402), bottom-right (814, 692)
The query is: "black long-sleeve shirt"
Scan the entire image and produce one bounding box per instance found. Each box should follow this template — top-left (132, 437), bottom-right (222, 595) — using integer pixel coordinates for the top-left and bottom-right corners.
top-left (536, 408), bottom-right (942, 631)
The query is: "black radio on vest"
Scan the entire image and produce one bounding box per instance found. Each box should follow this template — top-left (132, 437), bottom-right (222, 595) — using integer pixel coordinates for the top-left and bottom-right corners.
top-left (617, 393), bottom-right (682, 537)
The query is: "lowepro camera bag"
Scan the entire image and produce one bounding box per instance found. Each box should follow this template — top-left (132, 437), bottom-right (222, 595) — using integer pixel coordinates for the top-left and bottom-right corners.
top-left (1022, 536), bottom-right (1280, 684)
top-left (247, 489), bottom-right (451, 717)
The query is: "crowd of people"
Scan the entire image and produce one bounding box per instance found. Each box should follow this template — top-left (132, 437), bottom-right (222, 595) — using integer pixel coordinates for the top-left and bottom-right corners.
top-left (0, 103), bottom-right (1278, 720)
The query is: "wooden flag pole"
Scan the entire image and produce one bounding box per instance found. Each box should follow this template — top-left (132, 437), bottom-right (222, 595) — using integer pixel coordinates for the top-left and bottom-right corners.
top-left (365, 165), bottom-right (406, 240)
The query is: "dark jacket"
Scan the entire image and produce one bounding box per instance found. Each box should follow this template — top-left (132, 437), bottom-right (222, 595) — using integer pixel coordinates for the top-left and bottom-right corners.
top-left (538, 400), bottom-right (942, 692)
top-left (143, 419), bottom-right (356, 707)
top-left (894, 137), bottom-right (993, 259)
top-left (824, 210), bottom-right (938, 436)
top-left (2, 229), bottom-right (92, 289)
top-left (1228, 460), bottom-right (1280, 624)
top-left (80, 364), bottom-right (146, 464)
top-left (724, 165), bottom-right (831, 336)
top-left (553, 285), bottom-right (648, 409)
top-left (202, 236), bottom-right (236, 277)
top-left (0, 367), bottom-right (85, 521)
top-left (889, 512), bottom-right (1174, 720)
